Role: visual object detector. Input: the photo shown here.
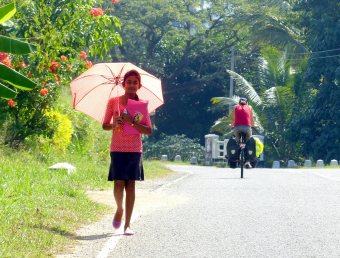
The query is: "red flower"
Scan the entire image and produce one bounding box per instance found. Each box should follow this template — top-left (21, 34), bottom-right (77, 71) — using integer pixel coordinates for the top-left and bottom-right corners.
top-left (90, 7), bottom-right (104, 17)
top-left (17, 61), bottom-right (26, 69)
top-left (27, 72), bottom-right (32, 77)
top-left (49, 61), bottom-right (60, 72)
top-left (112, 0), bottom-right (120, 3)
top-left (60, 55), bottom-right (68, 62)
top-left (53, 73), bottom-right (59, 81)
top-left (79, 51), bottom-right (87, 59)
top-left (0, 52), bottom-right (9, 62)
top-left (85, 60), bottom-right (93, 68)
top-left (7, 99), bottom-right (16, 107)
top-left (40, 88), bottom-right (49, 96)
top-left (66, 64), bottom-right (72, 70)
top-left (1, 57), bottom-right (13, 68)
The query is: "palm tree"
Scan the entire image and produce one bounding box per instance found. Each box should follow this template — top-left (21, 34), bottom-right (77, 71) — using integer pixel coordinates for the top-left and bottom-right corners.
top-left (211, 46), bottom-right (306, 162)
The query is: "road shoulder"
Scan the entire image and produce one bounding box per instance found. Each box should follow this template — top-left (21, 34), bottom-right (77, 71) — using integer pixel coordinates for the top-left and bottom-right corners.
top-left (56, 168), bottom-right (189, 258)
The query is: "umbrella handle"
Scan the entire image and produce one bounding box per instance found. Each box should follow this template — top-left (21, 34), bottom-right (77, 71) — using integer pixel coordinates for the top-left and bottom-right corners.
top-left (117, 96), bottom-right (120, 116)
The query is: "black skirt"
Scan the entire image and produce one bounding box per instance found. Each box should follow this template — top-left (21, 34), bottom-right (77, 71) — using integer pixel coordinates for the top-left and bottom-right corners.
top-left (108, 152), bottom-right (144, 181)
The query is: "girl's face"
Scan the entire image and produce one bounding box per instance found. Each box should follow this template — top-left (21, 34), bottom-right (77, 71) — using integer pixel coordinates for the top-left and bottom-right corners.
top-left (123, 75), bottom-right (140, 94)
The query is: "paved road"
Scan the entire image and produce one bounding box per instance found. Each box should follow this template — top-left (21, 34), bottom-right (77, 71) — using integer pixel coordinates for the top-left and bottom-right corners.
top-left (59, 166), bottom-right (340, 258)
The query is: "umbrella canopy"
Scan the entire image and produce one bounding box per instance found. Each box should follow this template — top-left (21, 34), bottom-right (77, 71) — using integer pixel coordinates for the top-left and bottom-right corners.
top-left (70, 62), bottom-right (163, 123)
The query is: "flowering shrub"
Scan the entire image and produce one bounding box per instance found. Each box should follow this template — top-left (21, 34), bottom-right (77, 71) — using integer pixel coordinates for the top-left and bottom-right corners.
top-left (1, 54), bottom-right (13, 68)
top-left (60, 55), bottom-right (68, 62)
top-left (143, 134), bottom-right (204, 161)
top-left (17, 61), bottom-right (26, 69)
top-left (79, 51), bottom-right (87, 59)
top-left (39, 88), bottom-right (48, 96)
top-left (0, 52), bottom-right (8, 61)
top-left (45, 109), bottom-right (74, 153)
top-left (7, 99), bottom-right (16, 107)
top-left (0, 0), bottom-right (122, 146)
top-left (85, 60), bottom-right (93, 68)
top-left (90, 7), bottom-right (104, 17)
top-left (49, 61), bottom-right (61, 73)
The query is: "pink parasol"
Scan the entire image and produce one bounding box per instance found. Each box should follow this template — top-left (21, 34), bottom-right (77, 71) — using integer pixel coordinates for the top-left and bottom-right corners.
top-left (70, 62), bottom-right (163, 123)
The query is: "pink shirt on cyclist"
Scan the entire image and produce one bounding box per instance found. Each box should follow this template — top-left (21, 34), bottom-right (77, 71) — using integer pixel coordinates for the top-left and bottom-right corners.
top-left (233, 104), bottom-right (252, 126)
top-left (103, 97), bottom-right (151, 153)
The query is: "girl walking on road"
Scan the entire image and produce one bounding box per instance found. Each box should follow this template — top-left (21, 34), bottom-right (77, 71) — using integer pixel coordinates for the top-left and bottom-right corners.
top-left (102, 69), bottom-right (152, 235)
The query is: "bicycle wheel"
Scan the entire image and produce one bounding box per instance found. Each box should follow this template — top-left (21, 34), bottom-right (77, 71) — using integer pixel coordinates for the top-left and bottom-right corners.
top-left (239, 133), bottom-right (246, 179)
top-left (240, 149), bottom-right (244, 178)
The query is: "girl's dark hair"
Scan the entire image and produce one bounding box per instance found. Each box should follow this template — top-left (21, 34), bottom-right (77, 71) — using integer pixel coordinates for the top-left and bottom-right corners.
top-left (123, 69), bottom-right (141, 100)
top-left (123, 69), bottom-right (141, 85)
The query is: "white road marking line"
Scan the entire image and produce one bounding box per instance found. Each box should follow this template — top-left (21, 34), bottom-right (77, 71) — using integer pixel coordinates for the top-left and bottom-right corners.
top-left (155, 172), bottom-right (192, 192)
top-left (96, 170), bottom-right (192, 257)
top-left (96, 212), bottom-right (140, 258)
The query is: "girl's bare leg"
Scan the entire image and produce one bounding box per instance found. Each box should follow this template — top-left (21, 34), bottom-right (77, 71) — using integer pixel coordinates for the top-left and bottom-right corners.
top-left (113, 180), bottom-right (125, 223)
top-left (124, 180), bottom-right (135, 231)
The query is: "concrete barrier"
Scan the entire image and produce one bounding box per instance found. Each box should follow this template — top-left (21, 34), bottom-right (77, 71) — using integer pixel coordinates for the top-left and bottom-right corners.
top-left (287, 160), bottom-right (296, 168)
top-left (191, 156), bottom-right (198, 165)
top-left (272, 161), bottom-right (280, 168)
top-left (330, 159), bottom-right (338, 166)
top-left (304, 160), bottom-right (312, 167)
top-left (174, 155), bottom-right (182, 162)
top-left (316, 159), bottom-right (324, 167)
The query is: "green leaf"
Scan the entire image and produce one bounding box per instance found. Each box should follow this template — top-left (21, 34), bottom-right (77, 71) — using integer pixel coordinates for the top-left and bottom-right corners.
top-left (0, 82), bottom-right (16, 99)
top-left (0, 63), bottom-right (37, 90)
top-left (0, 2), bottom-right (16, 24)
top-left (226, 69), bottom-right (263, 106)
top-left (211, 97), bottom-right (238, 106)
top-left (0, 35), bottom-right (37, 54)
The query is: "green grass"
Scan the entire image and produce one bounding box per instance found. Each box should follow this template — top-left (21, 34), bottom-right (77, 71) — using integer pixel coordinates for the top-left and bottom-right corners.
top-left (143, 160), bottom-right (174, 179)
top-left (0, 147), bottom-right (174, 257)
top-left (298, 165), bottom-right (340, 169)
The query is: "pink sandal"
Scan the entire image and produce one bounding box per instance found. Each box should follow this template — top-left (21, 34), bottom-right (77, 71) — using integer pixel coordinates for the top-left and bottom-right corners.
top-left (112, 219), bottom-right (122, 229)
top-left (124, 227), bottom-right (135, 236)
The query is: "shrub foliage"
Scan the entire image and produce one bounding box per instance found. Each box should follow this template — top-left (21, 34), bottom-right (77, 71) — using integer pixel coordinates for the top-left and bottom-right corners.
top-left (143, 134), bottom-right (204, 161)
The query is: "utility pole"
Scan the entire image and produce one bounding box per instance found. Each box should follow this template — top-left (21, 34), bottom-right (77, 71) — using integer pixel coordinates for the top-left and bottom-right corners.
top-left (229, 49), bottom-right (235, 113)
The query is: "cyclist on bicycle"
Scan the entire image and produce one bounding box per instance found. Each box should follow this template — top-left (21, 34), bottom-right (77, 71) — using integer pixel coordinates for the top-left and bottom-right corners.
top-left (229, 97), bottom-right (254, 143)
top-left (228, 97), bottom-right (255, 168)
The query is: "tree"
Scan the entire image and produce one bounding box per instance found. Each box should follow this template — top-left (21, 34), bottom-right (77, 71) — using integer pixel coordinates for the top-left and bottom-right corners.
top-left (112, 0), bottom-right (261, 141)
top-left (111, 0), bottom-right (309, 144)
top-left (0, 2), bottom-right (38, 100)
top-left (0, 0), bottom-right (122, 145)
top-left (289, 0), bottom-right (340, 162)
top-left (211, 46), bottom-right (306, 162)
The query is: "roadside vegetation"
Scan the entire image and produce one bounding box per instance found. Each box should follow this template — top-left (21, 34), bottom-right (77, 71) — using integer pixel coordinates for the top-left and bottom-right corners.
top-left (0, 142), bottom-right (174, 257)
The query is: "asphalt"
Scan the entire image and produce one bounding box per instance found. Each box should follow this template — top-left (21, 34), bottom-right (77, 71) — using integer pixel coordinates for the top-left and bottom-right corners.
top-left (57, 165), bottom-right (340, 258)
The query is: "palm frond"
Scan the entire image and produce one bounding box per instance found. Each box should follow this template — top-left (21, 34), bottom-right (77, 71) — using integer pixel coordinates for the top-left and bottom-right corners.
top-left (210, 96), bottom-right (238, 106)
top-left (263, 86), bottom-right (279, 107)
top-left (226, 69), bottom-right (262, 106)
top-left (263, 85), bottom-right (295, 117)
top-left (252, 109), bottom-right (264, 133)
top-left (253, 25), bottom-right (306, 54)
top-left (210, 116), bottom-right (228, 131)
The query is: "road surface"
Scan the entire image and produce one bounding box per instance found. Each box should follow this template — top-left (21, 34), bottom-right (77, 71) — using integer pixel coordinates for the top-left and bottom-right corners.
top-left (57, 165), bottom-right (340, 258)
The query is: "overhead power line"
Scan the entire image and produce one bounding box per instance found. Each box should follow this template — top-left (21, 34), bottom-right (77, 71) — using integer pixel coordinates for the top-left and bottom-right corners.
top-left (238, 53), bottom-right (340, 61)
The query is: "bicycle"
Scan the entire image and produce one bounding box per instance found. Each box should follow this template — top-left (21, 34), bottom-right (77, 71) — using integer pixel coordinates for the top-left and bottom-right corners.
top-left (238, 132), bottom-right (247, 178)
top-left (226, 131), bottom-right (254, 178)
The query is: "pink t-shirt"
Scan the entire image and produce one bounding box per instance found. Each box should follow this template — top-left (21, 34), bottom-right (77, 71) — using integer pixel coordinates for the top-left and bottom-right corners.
top-left (103, 97), bottom-right (152, 152)
top-left (234, 104), bottom-right (252, 126)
